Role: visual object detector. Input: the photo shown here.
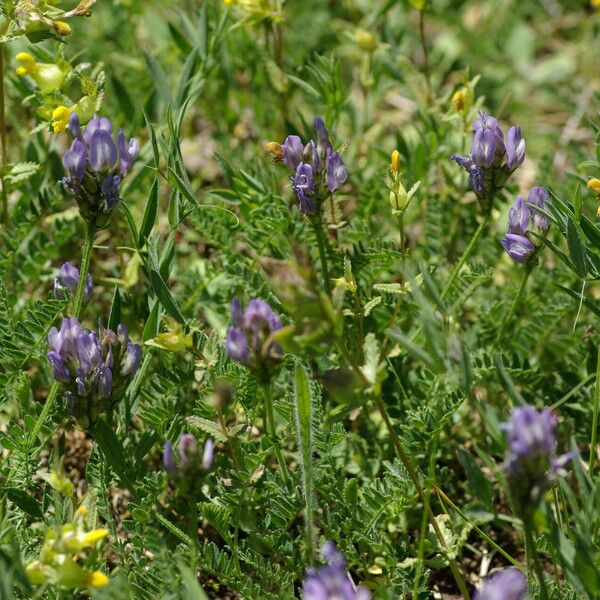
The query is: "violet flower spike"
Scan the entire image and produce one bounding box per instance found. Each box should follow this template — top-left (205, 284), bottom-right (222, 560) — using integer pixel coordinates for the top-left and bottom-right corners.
top-left (62, 139), bottom-right (87, 181)
top-left (55, 262), bottom-right (93, 301)
top-left (471, 127), bottom-right (497, 168)
top-left (473, 567), bottom-right (527, 600)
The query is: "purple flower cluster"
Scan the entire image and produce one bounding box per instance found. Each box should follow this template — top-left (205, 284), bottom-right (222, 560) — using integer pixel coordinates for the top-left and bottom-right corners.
top-left (473, 568), bottom-right (527, 600)
top-left (163, 434), bottom-right (214, 479)
top-left (501, 187), bottom-right (550, 264)
top-left (281, 117), bottom-right (348, 214)
top-left (451, 113), bottom-right (525, 209)
top-left (502, 405), bottom-right (575, 517)
top-left (47, 318), bottom-right (142, 424)
top-left (225, 298), bottom-right (283, 378)
top-left (302, 542), bottom-right (370, 600)
top-left (54, 262), bottom-right (93, 302)
top-left (61, 113), bottom-right (139, 225)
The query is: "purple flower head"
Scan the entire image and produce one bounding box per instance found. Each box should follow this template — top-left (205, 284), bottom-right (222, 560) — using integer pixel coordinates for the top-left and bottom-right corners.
top-left (506, 126), bottom-right (525, 171)
top-left (527, 186), bottom-right (550, 231)
top-left (473, 568), bottom-right (527, 600)
top-left (47, 317), bottom-right (142, 425)
top-left (326, 149), bottom-right (348, 192)
top-left (508, 196), bottom-right (529, 235)
top-left (54, 262), bottom-right (93, 301)
top-left (282, 135), bottom-right (304, 170)
top-left (164, 434), bottom-right (214, 480)
top-left (502, 405), bottom-right (576, 516)
top-left (452, 113), bottom-right (524, 204)
top-left (62, 139), bottom-right (87, 181)
top-left (501, 233), bottom-right (536, 264)
top-left (61, 113), bottom-right (138, 223)
top-left (471, 128), bottom-right (497, 168)
top-left (226, 327), bottom-right (249, 364)
top-left (302, 542), bottom-right (370, 600)
top-left (226, 298), bottom-right (283, 376)
top-left (278, 118), bottom-right (347, 216)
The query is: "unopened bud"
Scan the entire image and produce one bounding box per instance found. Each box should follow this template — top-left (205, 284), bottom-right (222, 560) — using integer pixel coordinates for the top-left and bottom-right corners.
top-left (355, 29), bottom-right (377, 52)
top-left (390, 150), bottom-right (401, 174)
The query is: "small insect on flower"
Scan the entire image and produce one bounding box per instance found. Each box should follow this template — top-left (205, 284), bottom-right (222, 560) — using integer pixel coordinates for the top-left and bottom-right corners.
top-left (302, 542), bottom-right (371, 600)
top-left (473, 568), bottom-right (527, 600)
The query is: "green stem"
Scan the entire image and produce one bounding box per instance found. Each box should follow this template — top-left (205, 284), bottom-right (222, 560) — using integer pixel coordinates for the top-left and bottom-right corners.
top-left (312, 216), bottom-right (332, 298)
top-left (0, 41), bottom-right (8, 226)
top-left (441, 212), bottom-right (491, 300)
top-left (589, 347), bottom-right (600, 476)
top-left (525, 525), bottom-right (549, 600)
top-left (418, 9), bottom-right (431, 104)
top-left (496, 264), bottom-right (532, 344)
top-left (156, 512), bottom-right (193, 546)
top-left (263, 383), bottom-right (289, 483)
top-left (72, 224), bottom-right (95, 318)
top-left (188, 499), bottom-right (200, 566)
top-left (398, 211), bottom-right (405, 254)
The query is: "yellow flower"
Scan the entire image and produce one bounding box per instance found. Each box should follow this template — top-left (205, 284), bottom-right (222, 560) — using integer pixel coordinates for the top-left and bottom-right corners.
top-left (84, 571), bottom-right (109, 588)
top-left (16, 53), bottom-right (66, 92)
top-left (390, 150), bottom-right (401, 175)
top-left (593, 0), bottom-right (600, 9)
top-left (587, 178), bottom-right (600, 194)
top-left (152, 331), bottom-right (193, 352)
top-left (52, 105), bottom-right (72, 133)
top-left (15, 52), bottom-right (36, 76)
top-left (82, 529), bottom-right (109, 546)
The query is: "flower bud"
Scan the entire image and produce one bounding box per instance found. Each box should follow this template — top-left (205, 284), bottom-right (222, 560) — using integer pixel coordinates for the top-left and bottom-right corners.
top-left (389, 183), bottom-right (408, 211)
top-left (390, 150), bottom-right (401, 174)
top-left (355, 29), bottom-right (377, 52)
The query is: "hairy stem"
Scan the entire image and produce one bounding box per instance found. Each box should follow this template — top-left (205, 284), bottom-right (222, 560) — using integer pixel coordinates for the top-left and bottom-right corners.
top-left (263, 383), bottom-right (289, 483)
top-left (525, 525), bottom-right (549, 600)
top-left (398, 210), bottom-right (405, 254)
top-left (441, 212), bottom-right (491, 300)
top-left (418, 9), bottom-right (431, 104)
top-left (312, 215), bottom-right (332, 298)
top-left (496, 264), bottom-right (532, 345)
top-left (589, 347), bottom-right (600, 475)
top-left (0, 42), bottom-right (8, 226)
